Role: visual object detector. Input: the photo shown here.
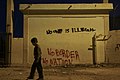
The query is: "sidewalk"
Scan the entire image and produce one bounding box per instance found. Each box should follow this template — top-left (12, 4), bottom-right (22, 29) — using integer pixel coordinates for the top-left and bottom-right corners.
top-left (1, 64), bottom-right (120, 80)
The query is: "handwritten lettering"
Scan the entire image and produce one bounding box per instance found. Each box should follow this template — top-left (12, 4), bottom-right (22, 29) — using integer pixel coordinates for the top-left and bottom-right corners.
top-left (46, 27), bottom-right (96, 35)
top-left (47, 48), bottom-right (79, 59)
top-left (46, 29), bottom-right (63, 34)
top-left (42, 58), bottom-right (73, 66)
top-left (42, 48), bottom-right (80, 66)
top-left (72, 27), bottom-right (96, 33)
top-left (115, 44), bottom-right (120, 51)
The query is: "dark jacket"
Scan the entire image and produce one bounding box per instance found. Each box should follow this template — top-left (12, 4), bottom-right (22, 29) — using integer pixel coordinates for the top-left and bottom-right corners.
top-left (34, 44), bottom-right (42, 61)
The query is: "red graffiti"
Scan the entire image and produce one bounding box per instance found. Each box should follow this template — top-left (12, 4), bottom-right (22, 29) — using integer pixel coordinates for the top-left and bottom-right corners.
top-left (49, 58), bottom-right (72, 66)
top-left (42, 58), bottom-right (49, 64)
top-left (42, 48), bottom-right (80, 66)
top-left (47, 48), bottom-right (79, 59)
top-left (42, 58), bottom-right (73, 66)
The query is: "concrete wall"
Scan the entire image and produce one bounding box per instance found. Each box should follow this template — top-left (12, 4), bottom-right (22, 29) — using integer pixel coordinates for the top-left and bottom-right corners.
top-left (11, 3), bottom-right (112, 67)
top-left (12, 3), bottom-right (113, 66)
top-left (27, 16), bottom-right (106, 66)
top-left (106, 30), bottom-right (120, 63)
top-left (11, 15), bottom-right (111, 66)
top-left (11, 38), bottom-right (23, 65)
top-left (11, 30), bottom-right (120, 66)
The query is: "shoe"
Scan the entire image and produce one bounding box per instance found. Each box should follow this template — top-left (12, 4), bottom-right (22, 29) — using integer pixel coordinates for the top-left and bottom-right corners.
top-left (26, 79), bottom-right (34, 80)
top-left (26, 76), bottom-right (34, 80)
top-left (36, 78), bottom-right (44, 80)
top-left (26, 78), bottom-right (34, 80)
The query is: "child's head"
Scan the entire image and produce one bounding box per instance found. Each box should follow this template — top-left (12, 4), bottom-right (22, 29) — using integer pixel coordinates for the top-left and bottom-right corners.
top-left (31, 37), bottom-right (38, 46)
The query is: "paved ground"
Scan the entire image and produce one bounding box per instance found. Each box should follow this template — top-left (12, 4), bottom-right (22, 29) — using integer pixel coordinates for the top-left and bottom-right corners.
top-left (1, 64), bottom-right (120, 80)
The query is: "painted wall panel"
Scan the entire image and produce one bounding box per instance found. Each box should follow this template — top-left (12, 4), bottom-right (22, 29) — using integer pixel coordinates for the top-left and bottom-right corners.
top-left (28, 16), bottom-right (104, 66)
top-left (106, 30), bottom-right (120, 63)
top-left (11, 38), bottom-right (23, 64)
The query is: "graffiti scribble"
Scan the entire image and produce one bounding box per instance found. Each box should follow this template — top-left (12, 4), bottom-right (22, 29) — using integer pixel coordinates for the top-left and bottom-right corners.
top-left (115, 44), bottom-right (120, 51)
top-left (46, 29), bottom-right (63, 34)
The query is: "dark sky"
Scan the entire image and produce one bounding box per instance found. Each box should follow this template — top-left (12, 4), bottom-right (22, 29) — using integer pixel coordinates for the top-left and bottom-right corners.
top-left (0, 0), bottom-right (6, 32)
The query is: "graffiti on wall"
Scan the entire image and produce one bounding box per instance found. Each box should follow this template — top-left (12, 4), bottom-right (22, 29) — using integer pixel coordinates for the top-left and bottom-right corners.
top-left (46, 29), bottom-right (63, 34)
top-left (46, 27), bottom-right (96, 34)
top-left (42, 48), bottom-right (80, 66)
top-left (115, 44), bottom-right (120, 51)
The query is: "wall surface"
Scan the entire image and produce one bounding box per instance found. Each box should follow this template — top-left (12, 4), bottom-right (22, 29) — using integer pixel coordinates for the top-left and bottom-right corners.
top-left (11, 28), bottom-right (120, 64)
top-left (11, 38), bottom-right (23, 65)
top-left (106, 30), bottom-right (120, 63)
top-left (12, 2), bottom-right (114, 66)
top-left (27, 16), bottom-right (105, 66)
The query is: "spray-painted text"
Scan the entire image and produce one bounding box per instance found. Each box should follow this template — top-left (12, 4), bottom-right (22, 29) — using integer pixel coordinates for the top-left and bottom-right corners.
top-left (42, 48), bottom-right (80, 66)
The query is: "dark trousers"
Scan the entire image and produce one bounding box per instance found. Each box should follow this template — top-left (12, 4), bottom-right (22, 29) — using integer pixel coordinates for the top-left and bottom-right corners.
top-left (29, 57), bottom-right (43, 79)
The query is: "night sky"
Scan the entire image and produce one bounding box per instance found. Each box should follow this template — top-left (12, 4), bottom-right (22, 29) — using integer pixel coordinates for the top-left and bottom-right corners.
top-left (0, 0), bottom-right (120, 37)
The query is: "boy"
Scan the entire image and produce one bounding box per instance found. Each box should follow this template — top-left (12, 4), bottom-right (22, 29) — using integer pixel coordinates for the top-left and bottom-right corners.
top-left (27, 37), bottom-right (43, 80)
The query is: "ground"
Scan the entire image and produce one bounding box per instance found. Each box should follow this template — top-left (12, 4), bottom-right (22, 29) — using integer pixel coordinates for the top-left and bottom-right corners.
top-left (0, 64), bottom-right (120, 80)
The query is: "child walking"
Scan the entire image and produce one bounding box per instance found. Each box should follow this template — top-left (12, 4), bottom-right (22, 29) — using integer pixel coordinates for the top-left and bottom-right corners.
top-left (27, 37), bottom-right (43, 80)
